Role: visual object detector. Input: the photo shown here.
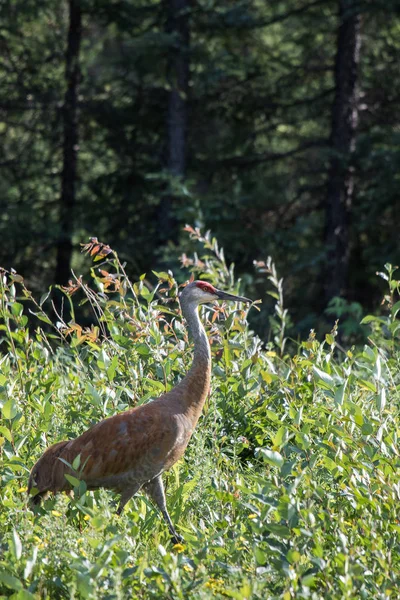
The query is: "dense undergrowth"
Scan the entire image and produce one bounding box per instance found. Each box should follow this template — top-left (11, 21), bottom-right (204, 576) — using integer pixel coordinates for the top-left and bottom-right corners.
top-left (0, 229), bottom-right (399, 599)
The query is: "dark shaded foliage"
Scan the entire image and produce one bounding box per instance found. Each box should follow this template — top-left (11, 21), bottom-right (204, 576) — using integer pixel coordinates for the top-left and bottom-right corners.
top-left (0, 0), bottom-right (399, 342)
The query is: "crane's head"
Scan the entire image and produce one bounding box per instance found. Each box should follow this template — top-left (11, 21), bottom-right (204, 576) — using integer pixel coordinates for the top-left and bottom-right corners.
top-left (180, 280), bottom-right (251, 306)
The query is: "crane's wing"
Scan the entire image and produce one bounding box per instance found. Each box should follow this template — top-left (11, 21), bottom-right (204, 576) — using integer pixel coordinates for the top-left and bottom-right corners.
top-left (52, 402), bottom-right (181, 491)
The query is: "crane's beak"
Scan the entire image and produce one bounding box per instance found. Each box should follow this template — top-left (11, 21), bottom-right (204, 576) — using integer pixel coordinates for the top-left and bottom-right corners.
top-left (215, 289), bottom-right (252, 304)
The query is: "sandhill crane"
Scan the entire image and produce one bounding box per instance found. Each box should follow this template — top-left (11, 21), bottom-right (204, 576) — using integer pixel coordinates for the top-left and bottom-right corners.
top-left (28, 281), bottom-right (251, 543)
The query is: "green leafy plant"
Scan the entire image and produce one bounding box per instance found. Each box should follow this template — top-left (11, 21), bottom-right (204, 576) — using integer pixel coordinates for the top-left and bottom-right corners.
top-left (0, 230), bottom-right (399, 599)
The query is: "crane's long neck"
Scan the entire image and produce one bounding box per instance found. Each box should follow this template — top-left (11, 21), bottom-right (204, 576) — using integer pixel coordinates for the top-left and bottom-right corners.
top-left (176, 298), bottom-right (211, 424)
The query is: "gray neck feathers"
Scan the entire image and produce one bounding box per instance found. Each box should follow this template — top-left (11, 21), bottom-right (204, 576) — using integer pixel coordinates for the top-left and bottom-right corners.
top-left (180, 298), bottom-right (211, 366)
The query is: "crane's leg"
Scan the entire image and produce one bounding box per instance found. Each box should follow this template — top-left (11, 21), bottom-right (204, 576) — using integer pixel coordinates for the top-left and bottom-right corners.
top-left (144, 475), bottom-right (183, 544)
top-left (116, 483), bottom-right (142, 516)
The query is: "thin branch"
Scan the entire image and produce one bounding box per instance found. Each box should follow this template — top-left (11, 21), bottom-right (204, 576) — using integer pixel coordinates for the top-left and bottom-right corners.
top-left (194, 0), bottom-right (333, 32)
top-left (205, 139), bottom-right (327, 169)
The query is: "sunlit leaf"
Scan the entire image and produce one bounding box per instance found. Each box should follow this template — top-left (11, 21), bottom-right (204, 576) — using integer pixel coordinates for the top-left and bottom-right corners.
top-left (313, 366), bottom-right (335, 388)
top-left (376, 388), bottom-right (386, 412)
top-left (256, 447), bottom-right (284, 468)
top-left (11, 529), bottom-right (22, 560)
top-left (2, 398), bottom-right (17, 420)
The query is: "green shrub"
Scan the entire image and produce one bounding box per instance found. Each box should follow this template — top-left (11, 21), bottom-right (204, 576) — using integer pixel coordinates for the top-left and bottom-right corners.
top-left (0, 232), bottom-right (399, 599)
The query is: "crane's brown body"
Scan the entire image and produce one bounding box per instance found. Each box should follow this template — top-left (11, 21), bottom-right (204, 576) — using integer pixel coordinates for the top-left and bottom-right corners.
top-left (29, 362), bottom-right (208, 504)
top-left (28, 281), bottom-right (250, 542)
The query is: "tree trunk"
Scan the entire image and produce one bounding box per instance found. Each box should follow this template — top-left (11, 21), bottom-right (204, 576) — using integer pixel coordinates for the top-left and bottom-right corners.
top-left (158, 0), bottom-right (190, 244)
top-left (55, 0), bottom-right (82, 284)
top-left (324, 0), bottom-right (361, 303)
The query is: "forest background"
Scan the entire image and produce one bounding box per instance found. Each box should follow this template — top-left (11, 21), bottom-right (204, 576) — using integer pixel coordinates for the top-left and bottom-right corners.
top-left (1, 0), bottom-right (400, 341)
top-left (2, 2), bottom-right (400, 598)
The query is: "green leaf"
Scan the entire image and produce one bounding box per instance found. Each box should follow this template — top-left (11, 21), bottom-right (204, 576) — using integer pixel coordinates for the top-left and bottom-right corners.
top-left (3, 398), bottom-right (17, 420)
top-left (86, 383), bottom-right (101, 406)
top-left (24, 547), bottom-right (38, 580)
top-left (72, 454), bottom-right (81, 471)
top-left (376, 388), bottom-right (386, 412)
top-left (143, 378), bottom-right (165, 392)
top-left (347, 400), bottom-right (364, 426)
top-left (140, 286), bottom-right (155, 303)
top-left (261, 370), bottom-right (273, 384)
top-left (256, 448), bottom-right (284, 468)
top-left (14, 590), bottom-right (36, 600)
top-left (37, 313), bottom-right (52, 325)
top-left (136, 344), bottom-right (150, 356)
top-left (359, 379), bottom-right (376, 392)
top-left (362, 345), bottom-right (376, 362)
top-left (376, 271), bottom-right (389, 282)
top-left (324, 457), bottom-right (337, 472)
top-left (313, 366), bottom-right (334, 388)
top-left (286, 549), bottom-right (301, 563)
top-left (390, 299), bottom-right (400, 318)
top-left (0, 426), bottom-right (12, 442)
top-left (11, 302), bottom-right (23, 318)
top-left (265, 523), bottom-right (290, 538)
top-left (266, 410), bottom-right (279, 422)
top-left (0, 572), bottom-right (23, 591)
top-left (64, 474), bottom-right (80, 487)
top-left (325, 333), bottom-right (335, 345)
top-left (294, 406), bottom-right (303, 426)
top-left (152, 271), bottom-right (170, 280)
top-left (11, 529), bottom-right (22, 561)
top-left (362, 422), bottom-right (374, 435)
top-left (153, 305), bottom-right (178, 316)
top-left (301, 573), bottom-right (316, 587)
top-left (107, 356), bottom-right (119, 381)
top-left (28, 309), bottom-right (52, 325)
top-left (373, 354), bottom-right (381, 380)
top-left (271, 426), bottom-right (288, 448)
top-left (254, 546), bottom-right (267, 564)
top-left (360, 315), bottom-right (387, 325)
top-left (39, 291), bottom-right (51, 306)
top-left (267, 291), bottom-right (279, 300)
top-left (99, 349), bottom-right (110, 368)
top-left (334, 383), bottom-right (346, 406)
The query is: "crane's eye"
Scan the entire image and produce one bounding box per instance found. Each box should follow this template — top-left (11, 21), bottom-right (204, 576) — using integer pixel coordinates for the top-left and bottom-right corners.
top-left (196, 282), bottom-right (216, 294)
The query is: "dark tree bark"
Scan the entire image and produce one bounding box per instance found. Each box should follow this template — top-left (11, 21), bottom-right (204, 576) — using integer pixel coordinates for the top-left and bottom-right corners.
top-left (324, 0), bottom-right (361, 303)
top-left (55, 0), bottom-right (82, 284)
top-left (158, 0), bottom-right (190, 244)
